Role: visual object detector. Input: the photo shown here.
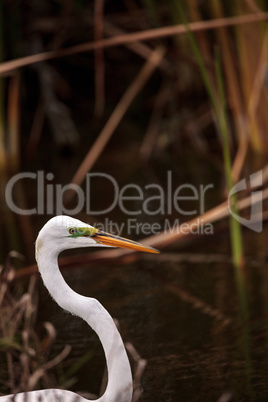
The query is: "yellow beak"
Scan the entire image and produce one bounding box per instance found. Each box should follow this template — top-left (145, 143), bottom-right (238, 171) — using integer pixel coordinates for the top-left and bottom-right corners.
top-left (93, 230), bottom-right (159, 254)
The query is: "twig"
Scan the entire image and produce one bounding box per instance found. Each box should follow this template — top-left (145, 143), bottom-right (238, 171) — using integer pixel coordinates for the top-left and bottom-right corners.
top-left (7, 71), bottom-right (20, 173)
top-left (100, 18), bottom-right (171, 73)
top-left (247, 29), bottom-right (268, 122)
top-left (125, 342), bottom-right (147, 402)
top-left (0, 13), bottom-right (267, 74)
top-left (27, 345), bottom-right (72, 390)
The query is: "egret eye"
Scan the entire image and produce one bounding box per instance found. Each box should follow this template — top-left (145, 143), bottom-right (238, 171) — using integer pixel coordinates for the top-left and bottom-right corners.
top-left (68, 227), bottom-right (77, 235)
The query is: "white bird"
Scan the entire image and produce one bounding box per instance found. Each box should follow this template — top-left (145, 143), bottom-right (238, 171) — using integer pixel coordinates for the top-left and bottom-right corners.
top-left (0, 215), bottom-right (159, 402)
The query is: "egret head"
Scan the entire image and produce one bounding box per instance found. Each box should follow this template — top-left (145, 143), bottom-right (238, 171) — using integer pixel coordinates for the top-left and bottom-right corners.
top-left (36, 215), bottom-right (159, 259)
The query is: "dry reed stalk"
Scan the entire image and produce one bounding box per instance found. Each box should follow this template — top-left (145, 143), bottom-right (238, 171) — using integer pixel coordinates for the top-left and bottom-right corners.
top-left (0, 12), bottom-right (267, 75)
top-left (125, 342), bottom-right (147, 402)
top-left (0, 87), bottom-right (6, 173)
top-left (234, 3), bottom-right (268, 151)
top-left (7, 72), bottom-right (20, 174)
top-left (245, 0), bottom-right (261, 13)
top-left (49, 0), bottom-right (75, 51)
top-left (231, 28), bottom-right (268, 182)
top-left (0, 256), bottom-right (74, 394)
top-left (247, 29), bottom-right (268, 141)
top-left (64, 46), bottom-right (165, 204)
top-left (187, 0), bottom-right (212, 60)
top-left (12, 180), bottom-right (35, 262)
top-left (0, 259), bottom-right (29, 392)
top-left (186, 1), bottom-right (254, 182)
top-left (0, 71), bottom-right (33, 256)
top-left (27, 345), bottom-right (72, 390)
top-left (0, 262), bottom-right (16, 390)
top-left (209, 0), bottom-right (248, 182)
top-left (26, 98), bottom-right (45, 157)
top-left (94, 0), bottom-right (105, 118)
top-left (231, 133), bottom-right (249, 186)
top-left (102, 19), bottom-right (171, 73)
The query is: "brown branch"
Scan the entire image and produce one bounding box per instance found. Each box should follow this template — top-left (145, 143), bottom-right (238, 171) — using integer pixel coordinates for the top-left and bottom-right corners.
top-left (0, 13), bottom-right (267, 75)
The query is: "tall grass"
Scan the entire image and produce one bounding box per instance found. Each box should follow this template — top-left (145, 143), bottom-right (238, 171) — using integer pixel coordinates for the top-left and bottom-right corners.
top-left (177, 4), bottom-right (244, 270)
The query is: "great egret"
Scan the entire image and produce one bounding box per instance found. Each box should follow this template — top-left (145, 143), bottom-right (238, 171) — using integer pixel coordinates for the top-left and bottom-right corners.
top-left (1, 215), bottom-right (159, 402)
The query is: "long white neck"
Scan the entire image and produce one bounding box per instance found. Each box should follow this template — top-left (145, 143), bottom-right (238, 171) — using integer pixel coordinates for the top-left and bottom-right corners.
top-left (36, 244), bottom-right (133, 402)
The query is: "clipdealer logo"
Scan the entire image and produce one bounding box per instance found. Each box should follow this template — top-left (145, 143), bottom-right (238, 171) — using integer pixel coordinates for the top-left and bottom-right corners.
top-left (93, 217), bottom-right (213, 236)
top-left (6, 169), bottom-right (264, 235)
top-left (5, 171), bottom-right (213, 216)
top-left (4, 171), bottom-right (215, 236)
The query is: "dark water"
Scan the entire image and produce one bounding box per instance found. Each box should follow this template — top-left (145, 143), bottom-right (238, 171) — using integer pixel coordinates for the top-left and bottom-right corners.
top-left (36, 226), bottom-right (268, 401)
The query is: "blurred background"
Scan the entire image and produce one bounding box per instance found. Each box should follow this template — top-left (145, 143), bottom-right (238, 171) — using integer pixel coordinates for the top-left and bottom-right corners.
top-left (1, 1), bottom-right (268, 401)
